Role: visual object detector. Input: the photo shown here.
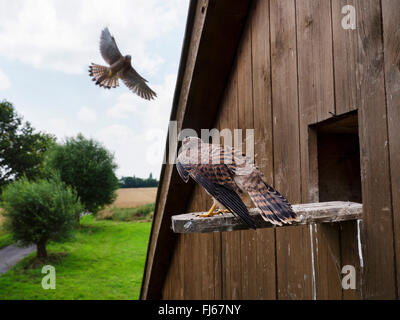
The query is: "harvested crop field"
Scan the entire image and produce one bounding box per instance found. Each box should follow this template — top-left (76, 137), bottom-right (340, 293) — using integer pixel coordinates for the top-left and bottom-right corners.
top-left (113, 188), bottom-right (157, 208)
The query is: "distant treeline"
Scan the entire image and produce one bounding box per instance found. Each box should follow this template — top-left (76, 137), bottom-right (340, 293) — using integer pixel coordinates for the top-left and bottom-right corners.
top-left (119, 173), bottom-right (158, 188)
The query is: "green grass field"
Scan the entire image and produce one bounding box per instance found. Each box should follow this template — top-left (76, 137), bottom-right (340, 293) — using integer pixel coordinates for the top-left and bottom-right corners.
top-left (0, 215), bottom-right (151, 300)
top-left (99, 203), bottom-right (155, 222)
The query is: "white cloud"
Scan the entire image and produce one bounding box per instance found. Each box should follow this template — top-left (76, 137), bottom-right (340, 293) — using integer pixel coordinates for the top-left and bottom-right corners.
top-left (97, 124), bottom-right (149, 177)
top-left (46, 117), bottom-right (74, 140)
top-left (0, 68), bottom-right (10, 90)
top-left (0, 0), bottom-right (188, 75)
top-left (77, 106), bottom-right (97, 123)
top-left (102, 73), bottom-right (177, 177)
top-left (108, 73), bottom-right (176, 127)
top-left (107, 92), bottom-right (142, 119)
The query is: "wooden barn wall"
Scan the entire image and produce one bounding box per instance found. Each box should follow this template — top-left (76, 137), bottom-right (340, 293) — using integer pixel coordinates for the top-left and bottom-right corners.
top-left (161, 0), bottom-right (399, 299)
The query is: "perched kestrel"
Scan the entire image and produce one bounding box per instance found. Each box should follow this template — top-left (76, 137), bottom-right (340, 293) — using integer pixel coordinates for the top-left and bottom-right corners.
top-left (89, 27), bottom-right (157, 100)
top-left (176, 137), bottom-right (297, 228)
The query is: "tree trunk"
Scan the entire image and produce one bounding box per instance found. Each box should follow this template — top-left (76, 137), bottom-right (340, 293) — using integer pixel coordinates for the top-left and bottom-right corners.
top-left (36, 242), bottom-right (47, 260)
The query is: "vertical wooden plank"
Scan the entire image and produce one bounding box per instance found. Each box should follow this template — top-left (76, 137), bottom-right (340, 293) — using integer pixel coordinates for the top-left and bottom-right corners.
top-left (312, 223), bottom-right (342, 299)
top-left (199, 189), bottom-right (207, 299)
top-left (307, 128), bottom-right (319, 203)
top-left (331, 0), bottom-right (358, 115)
top-left (270, 0), bottom-right (313, 300)
top-left (177, 236), bottom-right (185, 300)
top-left (200, 233), bottom-right (214, 299)
top-left (296, 0), bottom-right (342, 300)
top-left (219, 77), bottom-right (233, 300)
top-left (251, 0), bottom-right (277, 300)
top-left (223, 230), bottom-right (242, 300)
top-left (297, 0), bottom-right (335, 124)
top-left (237, 11), bottom-right (259, 300)
top-left (252, 0), bottom-right (274, 176)
top-left (183, 233), bottom-right (195, 299)
top-left (331, 0), bottom-right (364, 299)
top-left (297, 0), bottom-right (335, 202)
top-left (356, 0), bottom-right (396, 299)
top-left (221, 231), bottom-right (230, 299)
top-left (199, 185), bottom-right (216, 300)
top-left (161, 259), bottom-right (171, 299)
top-left (212, 232), bottom-right (222, 299)
top-left (193, 233), bottom-right (202, 299)
top-left (165, 235), bottom-right (185, 300)
top-left (220, 230), bottom-right (228, 300)
top-left (239, 230), bottom-right (257, 300)
top-left (220, 59), bottom-right (243, 300)
top-left (183, 193), bottom-right (197, 299)
top-left (184, 188), bottom-right (204, 299)
top-left (218, 80), bottom-right (231, 301)
top-left (212, 112), bottom-right (223, 301)
top-left (163, 250), bottom-right (173, 299)
top-left (206, 192), bottom-right (219, 300)
top-left (198, 187), bottom-right (209, 299)
top-left (382, 0), bottom-right (400, 298)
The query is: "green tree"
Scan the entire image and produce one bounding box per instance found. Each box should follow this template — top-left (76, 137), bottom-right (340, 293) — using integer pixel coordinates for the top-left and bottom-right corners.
top-left (119, 173), bottom-right (158, 188)
top-left (46, 134), bottom-right (119, 215)
top-left (1, 176), bottom-right (82, 259)
top-left (0, 100), bottom-right (55, 189)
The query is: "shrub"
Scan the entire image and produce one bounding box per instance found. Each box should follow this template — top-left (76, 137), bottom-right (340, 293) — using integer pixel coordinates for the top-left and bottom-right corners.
top-left (1, 176), bottom-right (83, 259)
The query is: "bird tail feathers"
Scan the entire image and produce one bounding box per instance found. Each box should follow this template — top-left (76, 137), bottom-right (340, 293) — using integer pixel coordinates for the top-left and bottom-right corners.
top-left (89, 63), bottom-right (119, 89)
top-left (248, 181), bottom-right (298, 226)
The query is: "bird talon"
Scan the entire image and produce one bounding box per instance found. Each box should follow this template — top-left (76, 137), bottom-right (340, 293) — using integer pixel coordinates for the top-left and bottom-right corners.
top-left (199, 211), bottom-right (218, 218)
top-left (213, 209), bottom-right (230, 215)
top-left (199, 209), bottom-right (230, 217)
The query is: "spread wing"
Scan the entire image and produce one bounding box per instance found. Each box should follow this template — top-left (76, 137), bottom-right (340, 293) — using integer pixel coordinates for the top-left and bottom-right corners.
top-left (100, 27), bottom-right (123, 65)
top-left (226, 145), bottom-right (297, 225)
top-left (177, 149), bottom-right (256, 229)
top-left (119, 67), bottom-right (157, 100)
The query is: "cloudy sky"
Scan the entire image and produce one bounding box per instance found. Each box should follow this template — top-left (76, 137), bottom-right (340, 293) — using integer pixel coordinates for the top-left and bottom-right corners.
top-left (0, 0), bottom-right (189, 179)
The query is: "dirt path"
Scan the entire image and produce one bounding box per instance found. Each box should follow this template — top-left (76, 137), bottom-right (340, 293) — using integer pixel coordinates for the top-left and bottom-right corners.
top-left (0, 244), bottom-right (35, 275)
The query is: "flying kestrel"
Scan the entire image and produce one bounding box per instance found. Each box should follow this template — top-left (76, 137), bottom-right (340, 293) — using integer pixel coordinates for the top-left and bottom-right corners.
top-left (176, 137), bottom-right (297, 228)
top-left (89, 27), bottom-right (157, 100)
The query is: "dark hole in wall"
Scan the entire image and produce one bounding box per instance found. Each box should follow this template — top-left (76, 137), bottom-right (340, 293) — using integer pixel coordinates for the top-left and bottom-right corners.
top-left (307, 111), bottom-right (363, 299)
top-left (313, 111), bottom-right (362, 203)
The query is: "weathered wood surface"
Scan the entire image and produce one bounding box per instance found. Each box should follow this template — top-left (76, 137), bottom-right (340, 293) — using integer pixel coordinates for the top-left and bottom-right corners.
top-left (382, 0), bottom-right (400, 298)
top-left (172, 202), bottom-right (362, 234)
top-left (270, 0), bottom-right (314, 300)
top-left (154, 0), bottom-right (400, 301)
top-left (355, 0), bottom-right (396, 299)
top-left (251, 0), bottom-right (277, 300)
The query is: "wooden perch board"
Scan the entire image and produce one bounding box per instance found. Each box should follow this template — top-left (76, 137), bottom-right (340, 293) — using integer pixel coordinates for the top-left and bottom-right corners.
top-left (171, 201), bottom-right (362, 234)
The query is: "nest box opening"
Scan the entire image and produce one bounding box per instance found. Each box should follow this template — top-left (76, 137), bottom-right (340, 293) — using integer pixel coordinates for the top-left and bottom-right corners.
top-left (309, 110), bottom-right (362, 203)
